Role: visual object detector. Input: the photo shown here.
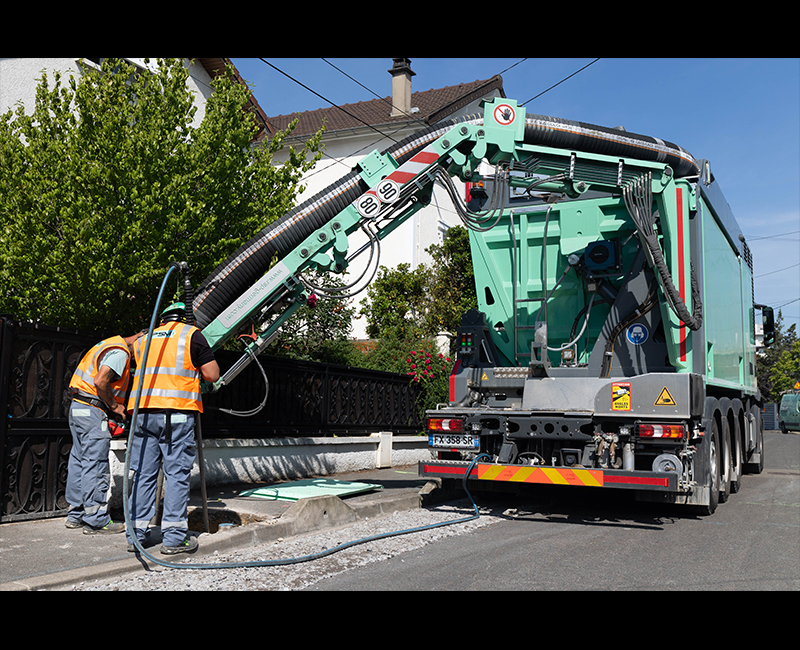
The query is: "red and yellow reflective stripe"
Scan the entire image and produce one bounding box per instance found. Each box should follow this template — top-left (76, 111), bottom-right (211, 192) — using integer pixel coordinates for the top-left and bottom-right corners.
top-left (477, 464), bottom-right (604, 487)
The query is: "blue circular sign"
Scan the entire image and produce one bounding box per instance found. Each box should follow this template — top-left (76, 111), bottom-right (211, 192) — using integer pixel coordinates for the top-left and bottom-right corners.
top-left (626, 323), bottom-right (649, 345)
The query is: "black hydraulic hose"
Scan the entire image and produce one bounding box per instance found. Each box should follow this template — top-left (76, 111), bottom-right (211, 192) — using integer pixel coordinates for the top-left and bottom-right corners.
top-left (181, 263), bottom-right (195, 327)
top-left (192, 168), bottom-right (366, 329)
top-left (522, 114), bottom-right (699, 179)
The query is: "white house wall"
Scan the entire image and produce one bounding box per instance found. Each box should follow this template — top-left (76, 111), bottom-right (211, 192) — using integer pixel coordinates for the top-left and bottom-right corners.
top-left (0, 58), bottom-right (214, 130)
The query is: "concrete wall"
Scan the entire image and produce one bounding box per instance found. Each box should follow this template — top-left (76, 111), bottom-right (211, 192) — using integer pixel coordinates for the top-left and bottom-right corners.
top-left (107, 433), bottom-right (431, 508)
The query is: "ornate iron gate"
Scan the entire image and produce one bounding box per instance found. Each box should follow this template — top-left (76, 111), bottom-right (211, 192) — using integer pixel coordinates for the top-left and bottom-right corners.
top-left (0, 316), bottom-right (99, 523)
top-left (1, 315), bottom-right (422, 523)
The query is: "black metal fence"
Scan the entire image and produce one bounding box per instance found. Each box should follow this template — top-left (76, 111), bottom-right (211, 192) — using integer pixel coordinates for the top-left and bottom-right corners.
top-left (0, 315), bottom-right (422, 523)
top-left (202, 352), bottom-right (423, 438)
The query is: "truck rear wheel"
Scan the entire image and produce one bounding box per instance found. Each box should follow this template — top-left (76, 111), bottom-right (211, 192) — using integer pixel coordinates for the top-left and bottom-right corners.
top-left (719, 417), bottom-right (732, 503)
top-left (745, 403), bottom-right (764, 474)
top-left (730, 411), bottom-right (743, 493)
top-left (700, 418), bottom-right (721, 516)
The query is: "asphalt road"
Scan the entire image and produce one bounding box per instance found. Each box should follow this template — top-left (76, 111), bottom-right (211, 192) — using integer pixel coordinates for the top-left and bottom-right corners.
top-left (306, 431), bottom-right (800, 590)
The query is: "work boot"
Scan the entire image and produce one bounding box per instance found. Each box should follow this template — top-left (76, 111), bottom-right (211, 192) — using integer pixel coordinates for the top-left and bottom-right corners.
top-left (65, 517), bottom-right (83, 529)
top-left (160, 536), bottom-right (198, 555)
top-left (127, 538), bottom-right (152, 553)
top-left (83, 520), bottom-right (125, 535)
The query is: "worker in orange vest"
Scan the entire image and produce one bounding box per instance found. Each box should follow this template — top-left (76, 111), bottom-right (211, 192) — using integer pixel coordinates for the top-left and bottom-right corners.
top-left (66, 331), bottom-right (143, 534)
top-left (125, 302), bottom-right (219, 555)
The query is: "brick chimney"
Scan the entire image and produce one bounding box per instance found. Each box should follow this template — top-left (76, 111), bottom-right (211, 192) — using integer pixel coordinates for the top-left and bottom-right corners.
top-left (388, 58), bottom-right (415, 118)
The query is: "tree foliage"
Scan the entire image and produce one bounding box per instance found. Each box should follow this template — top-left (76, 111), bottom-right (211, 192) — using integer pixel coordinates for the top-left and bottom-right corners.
top-left (358, 225), bottom-right (477, 340)
top-left (271, 271), bottom-right (357, 365)
top-left (359, 263), bottom-right (428, 340)
top-left (423, 225), bottom-right (478, 335)
top-left (355, 225), bottom-right (477, 417)
top-left (758, 310), bottom-right (799, 401)
top-left (0, 57), bottom-right (323, 334)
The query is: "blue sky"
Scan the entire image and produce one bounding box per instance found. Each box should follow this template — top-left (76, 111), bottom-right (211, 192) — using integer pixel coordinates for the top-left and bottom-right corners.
top-left (232, 58), bottom-right (800, 331)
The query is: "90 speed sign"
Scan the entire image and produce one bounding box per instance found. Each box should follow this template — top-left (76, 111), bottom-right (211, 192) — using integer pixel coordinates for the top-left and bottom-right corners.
top-left (355, 179), bottom-right (401, 218)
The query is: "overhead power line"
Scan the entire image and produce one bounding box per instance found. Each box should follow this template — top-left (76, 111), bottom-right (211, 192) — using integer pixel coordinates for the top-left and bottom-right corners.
top-left (755, 262), bottom-right (800, 278)
top-left (320, 58), bottom-right (428, 130)
top-left (520, 58), bottom-right (601, 106)
top-left (259, 58), bottom-right (399, 144)
top-left (746, 229), bottom-right (800, 241)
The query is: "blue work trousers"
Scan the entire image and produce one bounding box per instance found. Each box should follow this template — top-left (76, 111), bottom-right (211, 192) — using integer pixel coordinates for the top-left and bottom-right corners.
top-left (66, 401), bottom-right (112, 528)
top-left (126, 411), bottom-right (197, 547)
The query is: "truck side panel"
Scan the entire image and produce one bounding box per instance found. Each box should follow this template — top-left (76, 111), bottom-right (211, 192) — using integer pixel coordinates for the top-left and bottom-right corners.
top-left (697, 186), bottom-right (756, 394)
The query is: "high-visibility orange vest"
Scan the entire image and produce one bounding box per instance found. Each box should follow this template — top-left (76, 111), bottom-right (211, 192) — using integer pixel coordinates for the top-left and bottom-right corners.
top-left (69, 336), bottom-right (131, 406)
top-left (128, 321), bottom-right (203, 413)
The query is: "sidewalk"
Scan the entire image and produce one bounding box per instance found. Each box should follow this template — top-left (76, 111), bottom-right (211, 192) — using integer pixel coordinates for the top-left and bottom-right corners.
top-left (0, 465), bottom-right (445, 591)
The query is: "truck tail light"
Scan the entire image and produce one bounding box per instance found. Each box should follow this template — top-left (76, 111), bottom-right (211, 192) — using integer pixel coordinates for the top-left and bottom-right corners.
top-left (637, 423), bottom-right (685, 439)
top-left (427, 418), bottom-right (464, 433)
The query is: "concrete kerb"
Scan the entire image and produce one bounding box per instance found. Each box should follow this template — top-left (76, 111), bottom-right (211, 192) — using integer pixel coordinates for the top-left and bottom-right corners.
top-left (0, 483), bottom-right (436, 592)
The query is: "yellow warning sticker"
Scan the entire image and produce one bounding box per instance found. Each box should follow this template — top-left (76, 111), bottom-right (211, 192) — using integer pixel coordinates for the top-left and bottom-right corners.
top-left (655, 387), bottom-right (676, 406)
top-left (481, 372), bottom-right (489, 381)
top-left (612, 382), bottom-right (631, 411)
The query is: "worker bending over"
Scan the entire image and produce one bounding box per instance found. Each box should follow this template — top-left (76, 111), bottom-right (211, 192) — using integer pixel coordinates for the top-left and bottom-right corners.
top-left (67, 331), bottom-right (143, 533)
top-left (126, 302), bottom-right (219, 555)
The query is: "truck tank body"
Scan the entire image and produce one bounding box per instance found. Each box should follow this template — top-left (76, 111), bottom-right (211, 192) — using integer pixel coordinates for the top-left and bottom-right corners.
top-left (462, 157), bottom-right (757, 397)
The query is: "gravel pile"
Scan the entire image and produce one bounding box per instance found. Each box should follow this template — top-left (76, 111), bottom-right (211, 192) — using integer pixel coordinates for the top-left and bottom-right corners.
top-left (74, 502), bottom-right (501, 591)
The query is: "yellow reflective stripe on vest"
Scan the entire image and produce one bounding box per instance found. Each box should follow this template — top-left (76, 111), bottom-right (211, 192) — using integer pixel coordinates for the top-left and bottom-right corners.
top-left (68, 336), bottom-right (130, 405)
top-left (129, 322), bottom-right (202, 412)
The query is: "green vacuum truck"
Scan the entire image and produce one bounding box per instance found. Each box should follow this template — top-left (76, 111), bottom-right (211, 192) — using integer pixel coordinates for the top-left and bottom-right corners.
top-left (189, 97), bottom-right (773, 515)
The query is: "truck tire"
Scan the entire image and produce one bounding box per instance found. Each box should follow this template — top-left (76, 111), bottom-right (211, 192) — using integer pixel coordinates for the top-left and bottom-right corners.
top-left (719, 416), bottom-right (732, 503)
top-left (697, 417), bottom-right (721, 516)
top-left (729, 407), bottom-right (743, 494)
top-left (745, 403), bottom-right (765, 474)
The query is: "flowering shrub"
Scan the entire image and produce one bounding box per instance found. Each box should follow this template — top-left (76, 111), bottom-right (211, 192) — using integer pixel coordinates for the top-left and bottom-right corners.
top-left (405, 345), bottom-right (454, 416)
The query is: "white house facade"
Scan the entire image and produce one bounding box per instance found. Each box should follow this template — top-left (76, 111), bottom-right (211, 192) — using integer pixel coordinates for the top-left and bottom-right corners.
top-left (0, 58), bottom-right (272, 138)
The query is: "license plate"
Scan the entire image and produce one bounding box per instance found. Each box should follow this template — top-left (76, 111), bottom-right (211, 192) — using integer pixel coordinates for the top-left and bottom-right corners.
top-left (428, 433), bottom-right (479, 449)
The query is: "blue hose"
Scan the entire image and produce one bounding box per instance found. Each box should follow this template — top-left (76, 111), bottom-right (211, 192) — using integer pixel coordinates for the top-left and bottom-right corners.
top-left (124, 263), bottom-right (487, 570)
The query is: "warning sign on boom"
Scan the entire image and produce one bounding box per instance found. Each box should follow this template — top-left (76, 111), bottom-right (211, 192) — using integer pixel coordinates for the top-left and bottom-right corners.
top-left (655, 387), bottom-right (676, 406)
